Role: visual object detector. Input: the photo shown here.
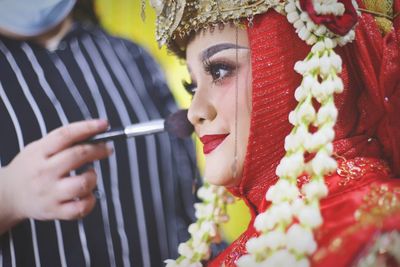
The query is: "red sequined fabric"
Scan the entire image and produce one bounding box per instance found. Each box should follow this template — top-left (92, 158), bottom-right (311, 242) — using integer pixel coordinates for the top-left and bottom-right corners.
top-left (207, 0), bottom-right (400, 266)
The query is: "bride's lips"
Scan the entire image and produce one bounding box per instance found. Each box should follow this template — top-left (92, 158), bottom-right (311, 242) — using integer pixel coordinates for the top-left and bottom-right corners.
top-left (199, 134), bottom-right (229, 154)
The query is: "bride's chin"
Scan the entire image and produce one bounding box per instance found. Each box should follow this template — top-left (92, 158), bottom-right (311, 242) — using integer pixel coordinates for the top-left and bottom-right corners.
top-left (203, 167), bottom-right (227, 186)
top-left (203, 166), bottom-right (243, 187)
top-left (203, 144), bottom-right (244, 186)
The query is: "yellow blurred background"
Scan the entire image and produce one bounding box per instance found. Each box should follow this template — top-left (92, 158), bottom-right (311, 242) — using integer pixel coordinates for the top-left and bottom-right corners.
top-left (95, 0), bottom-right (250, 243)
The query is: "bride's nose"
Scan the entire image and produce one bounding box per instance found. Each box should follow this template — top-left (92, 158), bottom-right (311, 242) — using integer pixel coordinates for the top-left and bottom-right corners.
top-left (187, 86), bottom-right (217, 127)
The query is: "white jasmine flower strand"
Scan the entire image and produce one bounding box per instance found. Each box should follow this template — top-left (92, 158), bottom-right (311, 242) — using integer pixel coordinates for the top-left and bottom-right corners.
top-left (165, 183), bottom-right (232, 267)
top-left (238, 1), bottom-right (356, 260)
top-left (285, 0), bottom-right (358, 47)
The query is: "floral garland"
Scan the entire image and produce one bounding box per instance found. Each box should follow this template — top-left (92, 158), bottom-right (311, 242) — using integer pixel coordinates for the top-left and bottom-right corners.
top-left (165, 183), bottom-right (233, 267)
top-left (165, 1), bottom-right (360, 266)
top-left (237, 0), bottom-right (359, 266)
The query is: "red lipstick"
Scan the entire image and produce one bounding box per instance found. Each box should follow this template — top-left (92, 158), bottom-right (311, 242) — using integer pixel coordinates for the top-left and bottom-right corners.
top-left (200, 134), bottom-right (229, 154)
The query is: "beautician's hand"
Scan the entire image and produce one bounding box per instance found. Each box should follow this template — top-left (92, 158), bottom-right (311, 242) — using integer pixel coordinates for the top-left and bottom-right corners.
top-left (0, 120), bottom-right (112, 234)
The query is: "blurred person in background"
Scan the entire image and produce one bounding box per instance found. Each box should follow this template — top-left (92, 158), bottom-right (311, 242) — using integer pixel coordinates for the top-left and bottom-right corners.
top-left (0, 0), bottom-right (198, 266)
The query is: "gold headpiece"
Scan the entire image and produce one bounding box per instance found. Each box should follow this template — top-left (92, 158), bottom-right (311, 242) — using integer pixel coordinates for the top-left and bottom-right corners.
top-left (361, 0), bottom-right (396, 34)
top-left (150, 0), bottom-right (283, 55)
top-left (148, 0), bottom-right (396, 55)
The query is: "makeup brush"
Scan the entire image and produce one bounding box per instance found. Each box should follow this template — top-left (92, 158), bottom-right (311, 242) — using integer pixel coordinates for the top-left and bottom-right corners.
top-left (87, 109), bottom-right (194, 143)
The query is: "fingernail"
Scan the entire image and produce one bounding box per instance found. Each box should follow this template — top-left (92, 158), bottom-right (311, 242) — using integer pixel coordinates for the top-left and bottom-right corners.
top-left (96, 119), bottom-right (109, 129)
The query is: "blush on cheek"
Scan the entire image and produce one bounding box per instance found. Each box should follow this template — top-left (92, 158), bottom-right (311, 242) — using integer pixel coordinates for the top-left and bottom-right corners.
top-left (215, 82), bottom-right (237, 109)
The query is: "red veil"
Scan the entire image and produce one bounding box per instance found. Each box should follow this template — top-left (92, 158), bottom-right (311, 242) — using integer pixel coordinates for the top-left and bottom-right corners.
top-left (209, 1), bottom-right (400, 266)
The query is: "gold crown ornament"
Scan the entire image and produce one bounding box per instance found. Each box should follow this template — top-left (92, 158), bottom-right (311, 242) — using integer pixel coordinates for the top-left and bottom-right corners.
top-left (147, 0), bottom-right (396, 55)
top-left (150, 0), bottom-right (284, 56)
top-left (362, 0), bottom-right (397, 34)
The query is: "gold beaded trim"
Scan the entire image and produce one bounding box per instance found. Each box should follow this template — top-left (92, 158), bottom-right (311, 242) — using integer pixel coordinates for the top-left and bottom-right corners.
top-left (149, 0), bottom-right (283, 55)
top-left (336, 157), bottom-right (391, 187)
top-left (313, 183), bottom-right (400, 263)
top-left (354, 184), bottom-right (400, 225)
top-left (360, 0), bottom-right (397, 35)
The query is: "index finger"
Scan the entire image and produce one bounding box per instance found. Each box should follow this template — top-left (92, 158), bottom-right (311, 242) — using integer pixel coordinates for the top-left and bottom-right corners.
top-left (41, 119), bottom-right (109, 157)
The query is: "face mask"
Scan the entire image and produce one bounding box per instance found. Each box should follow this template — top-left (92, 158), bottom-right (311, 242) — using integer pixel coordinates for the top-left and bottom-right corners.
top-left (0, 0), bottom-right (76, 37)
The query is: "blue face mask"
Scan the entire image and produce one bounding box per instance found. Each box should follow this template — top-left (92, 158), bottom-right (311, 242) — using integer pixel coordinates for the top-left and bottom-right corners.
top-left (0, 0), bottom-right (76, 37)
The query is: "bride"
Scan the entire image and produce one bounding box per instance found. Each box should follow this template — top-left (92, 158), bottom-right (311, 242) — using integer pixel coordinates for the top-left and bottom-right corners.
top-left (150, 0), bottom-right (400, 266)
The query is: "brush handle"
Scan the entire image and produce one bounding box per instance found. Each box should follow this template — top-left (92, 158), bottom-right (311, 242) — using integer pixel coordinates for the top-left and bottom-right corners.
top-left (87, 120), bottom-right (165, 143)
top-left (88, 127), bottom-right (126, 143)
top-left (125, 119), bottom-right (164, 138)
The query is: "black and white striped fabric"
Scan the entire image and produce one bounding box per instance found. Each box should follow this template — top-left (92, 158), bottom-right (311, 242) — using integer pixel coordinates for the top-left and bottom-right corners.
top-left (0, 22), bottom-right (197, 267)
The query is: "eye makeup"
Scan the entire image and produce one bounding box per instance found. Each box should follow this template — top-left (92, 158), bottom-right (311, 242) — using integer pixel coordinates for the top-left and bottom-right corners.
top-left (182, 79), bottom-right (197, 95)
top-left (203, 59), bottom-right (237, 84)
top-left (185, 43), bottom-right (249, 95)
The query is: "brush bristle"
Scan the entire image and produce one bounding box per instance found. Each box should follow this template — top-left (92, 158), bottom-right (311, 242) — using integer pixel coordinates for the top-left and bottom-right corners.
top-left (165, 109), bottom-right (194, 138)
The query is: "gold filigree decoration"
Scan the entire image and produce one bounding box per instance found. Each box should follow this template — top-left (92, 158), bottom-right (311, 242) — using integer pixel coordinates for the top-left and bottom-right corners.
top-left (354, 184), bottom-right (400, 226)
top-left (147, 0), bottom-right (397, 54)
top-left (149, 0), bottom-right (283, 54)
top-left (361, 0), bottom-right (396, 35)
top-left (146, 0), bottom-right (397, 54)
top-left (313, 183), bottom-right (400, 264)
top-left (336, 157), bottom-right (390, 187)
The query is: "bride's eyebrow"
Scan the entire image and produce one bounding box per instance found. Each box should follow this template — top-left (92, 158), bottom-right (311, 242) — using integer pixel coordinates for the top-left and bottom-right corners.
top-left (200, 43), bottom-right (248, 61)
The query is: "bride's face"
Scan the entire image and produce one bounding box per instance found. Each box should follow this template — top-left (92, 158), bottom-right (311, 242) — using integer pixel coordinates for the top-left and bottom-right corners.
top-left (186, 25), bottom-right (252, 187)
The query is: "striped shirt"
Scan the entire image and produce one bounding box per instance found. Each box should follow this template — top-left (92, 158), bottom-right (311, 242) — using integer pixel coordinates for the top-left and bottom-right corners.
top-left (0, 22), bottom-right (198, 267)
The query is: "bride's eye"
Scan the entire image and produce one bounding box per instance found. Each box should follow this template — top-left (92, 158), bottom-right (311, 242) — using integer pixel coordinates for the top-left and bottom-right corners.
top-left (182, 80), bottom-right (197, 95)
top-left (204, 60), bottom-right (235, 83)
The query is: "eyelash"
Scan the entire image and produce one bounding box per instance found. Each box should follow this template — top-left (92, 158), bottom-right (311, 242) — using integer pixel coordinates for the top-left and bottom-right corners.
top-left (183, 60), bottom-right (237, 96)
top-left (203, 59), bottom-right (236, 84)
top-left (182, 80), bottom-right (197, 96)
